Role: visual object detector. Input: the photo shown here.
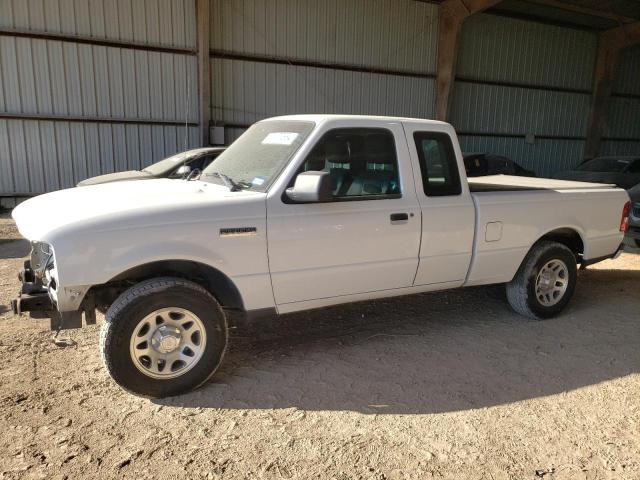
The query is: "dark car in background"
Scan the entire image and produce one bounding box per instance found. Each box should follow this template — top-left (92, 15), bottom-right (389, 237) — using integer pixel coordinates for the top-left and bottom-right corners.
top-left (553, 155), bottom-right (640, 250)
top-left (624, 183), bottom-right (640, 249)
top-left (77, 147), bottom-right (226, 186)
top-left (552, 156), bottom-right (640, 190)
top-left (463, 153), bottom-right (535, 178)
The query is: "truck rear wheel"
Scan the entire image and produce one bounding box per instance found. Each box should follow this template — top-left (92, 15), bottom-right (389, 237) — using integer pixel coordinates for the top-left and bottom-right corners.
top-left (99, 277), bottom-right (227, 397)
top-left (506, 240), bottom-right (577, 320)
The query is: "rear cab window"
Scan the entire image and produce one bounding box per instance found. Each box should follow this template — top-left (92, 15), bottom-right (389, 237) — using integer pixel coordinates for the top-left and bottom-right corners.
top-left (413, 132), bottom-right (462, 196)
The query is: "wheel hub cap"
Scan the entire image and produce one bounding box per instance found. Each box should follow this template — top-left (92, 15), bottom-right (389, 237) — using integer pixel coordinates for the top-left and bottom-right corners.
top-left (152, 325), bottom-right (182, 353)
top-left (129, 307), bottom-right (207, 379)
top-left (535, 259), bottom-right (569, 307)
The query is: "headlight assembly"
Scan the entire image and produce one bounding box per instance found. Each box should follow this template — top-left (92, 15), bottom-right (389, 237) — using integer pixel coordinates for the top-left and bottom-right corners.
top-left (30, 241), bottom-right (54, 279)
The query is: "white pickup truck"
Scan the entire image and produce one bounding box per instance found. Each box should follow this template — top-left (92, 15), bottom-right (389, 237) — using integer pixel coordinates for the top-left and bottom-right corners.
top-left (11, 115), bottom-right (629, 397)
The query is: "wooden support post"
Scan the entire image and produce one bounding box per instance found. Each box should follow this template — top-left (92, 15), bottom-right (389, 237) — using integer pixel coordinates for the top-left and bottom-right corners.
top-left (196, 0), bottom-right (211, 146)
top-left (584, 37), bottom-right (619, 160)
top-left (435, 0), bottom-right (502, 121)
top-left (584, 22), bottom-right (640, 159)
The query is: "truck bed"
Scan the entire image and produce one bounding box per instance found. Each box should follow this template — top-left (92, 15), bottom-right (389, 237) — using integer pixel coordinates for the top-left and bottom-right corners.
top-left (464, 175), bottom-right (626, 287)
top-left (468, 175), bottom-right (616, 192)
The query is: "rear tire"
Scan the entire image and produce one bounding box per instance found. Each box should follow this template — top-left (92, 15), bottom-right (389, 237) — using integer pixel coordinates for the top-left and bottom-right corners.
top-left (100, 277), bottom-right (227, 397)
top-left (506, 240), bottom-right (577, 320)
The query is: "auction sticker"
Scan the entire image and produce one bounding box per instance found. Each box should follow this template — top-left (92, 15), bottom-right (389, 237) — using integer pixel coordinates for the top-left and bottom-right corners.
top-left (261, 132), bottom-right (299, 145)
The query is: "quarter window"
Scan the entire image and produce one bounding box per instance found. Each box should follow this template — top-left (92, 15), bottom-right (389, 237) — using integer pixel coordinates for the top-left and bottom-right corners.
top-left (414, 132), bottom-right (461, 196)
top-left (298, 128), bottom-right (401, 199)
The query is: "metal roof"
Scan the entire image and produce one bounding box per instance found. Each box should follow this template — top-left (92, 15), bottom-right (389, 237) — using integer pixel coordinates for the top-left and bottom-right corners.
top-left (424, 0), bottom-right (640, 31)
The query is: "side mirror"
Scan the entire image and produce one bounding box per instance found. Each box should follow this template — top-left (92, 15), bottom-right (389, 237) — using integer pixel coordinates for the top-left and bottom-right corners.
top-left (175, 165), bottom-right (192, 177)
top-left (285, 171), bottom-right (333, 203)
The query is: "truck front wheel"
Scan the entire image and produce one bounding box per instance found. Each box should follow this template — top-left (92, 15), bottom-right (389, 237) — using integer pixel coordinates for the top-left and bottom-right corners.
top-left (506, 240), bottom-right (577, 320)
top-left (99, 277), bottom-right (228, 397)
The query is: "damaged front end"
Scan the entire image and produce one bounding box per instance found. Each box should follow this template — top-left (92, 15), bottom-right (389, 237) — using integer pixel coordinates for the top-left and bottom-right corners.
top-left (12, 257), bottom-right (54, 315)
top-left (12, 241), bottom-right (95, 330)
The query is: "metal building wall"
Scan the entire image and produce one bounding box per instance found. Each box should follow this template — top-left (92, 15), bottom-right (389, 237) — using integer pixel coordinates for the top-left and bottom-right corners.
top-left (0, 0), bottom-right (199, 196)
top-left (0, 0), bottom-right (196, 47)
top-left (209, 0), bottom-right (439, 143)
top-left (451, 13), bottom-right (597, 177)
top-left (601, 45), bottom-right (640, 156)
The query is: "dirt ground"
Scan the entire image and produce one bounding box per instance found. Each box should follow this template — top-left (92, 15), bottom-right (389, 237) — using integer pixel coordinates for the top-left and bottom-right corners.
top-left (0, 212), bottom-right (639, 480)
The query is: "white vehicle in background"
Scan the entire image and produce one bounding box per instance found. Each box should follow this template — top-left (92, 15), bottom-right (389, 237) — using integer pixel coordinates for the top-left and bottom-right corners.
top-left (11, 115), bottom-right (629, 398)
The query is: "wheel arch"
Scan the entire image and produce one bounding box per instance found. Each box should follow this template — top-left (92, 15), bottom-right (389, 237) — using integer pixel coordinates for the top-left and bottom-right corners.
top-left (536, 227), bottom-right (585, 258)
top-left (504, 227), bottom-right (584, 284)
top-left (91, 260), bottom-right (245, 311)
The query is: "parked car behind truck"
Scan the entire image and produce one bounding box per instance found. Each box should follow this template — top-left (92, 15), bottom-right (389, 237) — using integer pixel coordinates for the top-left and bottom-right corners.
top-left (76, 147), bottom-right (225, 186)
top-left (624, 183), bottom-right (640, 248)
top-left (553, 155), bottom-right (640, 248)
top-left (553, 156), bottom-right (640, 190)
top-left (11, 115), bottom-right (629, 398)
top-left (463, 152), bottom-right (535, 177)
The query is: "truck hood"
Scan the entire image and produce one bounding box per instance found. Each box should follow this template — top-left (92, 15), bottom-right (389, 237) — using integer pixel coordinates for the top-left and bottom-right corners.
top-left (12, 179), bottom-right (256, 241)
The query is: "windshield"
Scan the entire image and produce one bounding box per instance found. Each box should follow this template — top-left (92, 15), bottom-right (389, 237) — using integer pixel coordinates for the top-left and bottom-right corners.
top-left (142, 150), bottom-right (201, 176)
top-left (578, 157), bottom-right (633, 173)
top-left (201, 120), bottom-right (315, 191)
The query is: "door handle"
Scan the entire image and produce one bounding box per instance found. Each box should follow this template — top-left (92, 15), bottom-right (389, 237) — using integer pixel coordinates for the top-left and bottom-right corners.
top-left (390, 213), bottom-right (409, 222)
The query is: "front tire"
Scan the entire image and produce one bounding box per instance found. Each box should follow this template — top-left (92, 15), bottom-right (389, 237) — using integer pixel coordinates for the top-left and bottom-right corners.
top-left (99, 277), bottom-right (227, 397)
top-left (506, 240), bottom-right (577, 320)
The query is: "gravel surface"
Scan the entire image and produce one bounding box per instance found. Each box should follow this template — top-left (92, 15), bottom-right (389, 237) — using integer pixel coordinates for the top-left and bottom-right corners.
top-left (1, 212), bottom-right (639, 479)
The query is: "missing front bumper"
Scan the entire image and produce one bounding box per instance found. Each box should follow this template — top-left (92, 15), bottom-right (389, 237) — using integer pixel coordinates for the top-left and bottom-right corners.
top-left (12, 291), bottom-right (84, 330)
top-left (11, 291), bottom-right (53, 316)
top-left (13, 261), bottom-right (88, 330)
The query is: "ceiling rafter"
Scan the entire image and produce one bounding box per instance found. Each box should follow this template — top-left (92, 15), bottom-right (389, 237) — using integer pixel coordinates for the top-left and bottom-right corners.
top-left (602, 20), bottom-right (640, 49)
top-left (525, 0), bottom-right (636, 24)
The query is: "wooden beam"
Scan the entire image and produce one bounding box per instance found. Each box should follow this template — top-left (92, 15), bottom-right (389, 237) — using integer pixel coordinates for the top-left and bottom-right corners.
top-left (584, 22), bottom-right (640, 159)
top-left (584, 38), bottom-right (619, 159)
top-left (604, 21), bottom-right (640, 50)
top-left (196, 0), bottom-right (211, 146)
top-left (527, 0), bottom-right (636, 25)
top-left (435, 0), bottom-right (502, 121)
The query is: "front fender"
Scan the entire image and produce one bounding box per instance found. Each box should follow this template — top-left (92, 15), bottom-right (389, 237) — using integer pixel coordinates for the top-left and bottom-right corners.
top-left (49, 218), bottom-right (274, 312)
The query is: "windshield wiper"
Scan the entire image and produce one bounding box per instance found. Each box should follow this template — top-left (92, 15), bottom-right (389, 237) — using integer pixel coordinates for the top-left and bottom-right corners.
top-left (204, 171), bottom-right (245, 191)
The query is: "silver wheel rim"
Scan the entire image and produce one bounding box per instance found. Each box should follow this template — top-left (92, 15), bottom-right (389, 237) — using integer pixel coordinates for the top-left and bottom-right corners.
top-left (535, 259), bottom-right (569, 307)
top-left (129, 307), bottom-right (207, 379)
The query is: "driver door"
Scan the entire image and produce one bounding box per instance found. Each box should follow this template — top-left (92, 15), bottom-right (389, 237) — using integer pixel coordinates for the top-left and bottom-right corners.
top-left (266, 124), bottom-right (421, 308)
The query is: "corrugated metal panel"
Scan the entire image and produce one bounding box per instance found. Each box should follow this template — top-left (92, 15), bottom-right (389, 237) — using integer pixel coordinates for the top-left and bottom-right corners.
top-left (457, 13), bottom-right (597, 91)
top-left (450, 82), bottom-right (590, 137)
top-left (224, 127), bottom-right (247, 145)
top-left (211, 58), bottom-right (436, 125)
top-left (0, 0), bottom-right (196, 48)
top-left (600, 140), bottom-right (640, 156)
top-left (0, 119), bottom-right (199, 194)
top-left (453, 13), bottom-right (597, 176)
top-left (210, 0), bottom-right (438, 73)
top-left (0, 36), bottom-right (198, 122)
top-left (605, 97), bottom-right (640, 140)
top-left (612, 45), bottom-right (640, 96)
top-left (458, 135), bottom-right (585, 177)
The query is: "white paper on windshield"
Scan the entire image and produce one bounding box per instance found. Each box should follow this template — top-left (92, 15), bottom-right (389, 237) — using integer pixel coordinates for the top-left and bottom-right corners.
top-left (261, 132), bottom-right (299, 145)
